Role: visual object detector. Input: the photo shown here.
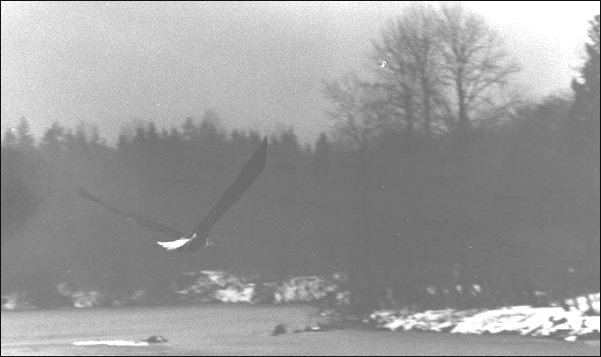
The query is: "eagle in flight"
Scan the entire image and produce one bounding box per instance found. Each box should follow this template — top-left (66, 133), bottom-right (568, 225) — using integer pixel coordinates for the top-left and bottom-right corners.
top-left (78, 137), bottom-right (267, 252)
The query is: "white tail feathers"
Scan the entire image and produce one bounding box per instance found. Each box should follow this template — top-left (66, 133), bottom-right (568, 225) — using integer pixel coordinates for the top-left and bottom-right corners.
top-left (157, 237), bottom-right (192, 251)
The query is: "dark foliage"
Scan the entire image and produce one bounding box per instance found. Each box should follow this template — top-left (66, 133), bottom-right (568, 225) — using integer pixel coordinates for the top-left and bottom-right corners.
top-left (1, 14), bottom-right (598, 311)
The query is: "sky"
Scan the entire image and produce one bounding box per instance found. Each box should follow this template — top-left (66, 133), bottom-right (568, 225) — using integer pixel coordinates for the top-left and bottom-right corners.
top-left (1, 1), bottom-right (599, 145)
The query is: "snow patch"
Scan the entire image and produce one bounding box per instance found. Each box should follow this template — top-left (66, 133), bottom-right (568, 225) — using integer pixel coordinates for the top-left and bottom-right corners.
top-left (370, 293), bottom-right (600, 341)
top-left (73, 340), bottom-right (150, 346)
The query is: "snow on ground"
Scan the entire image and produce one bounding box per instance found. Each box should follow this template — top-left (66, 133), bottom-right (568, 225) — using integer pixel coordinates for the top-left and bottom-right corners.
top-left (0, 291), bottom-right (36, 310)
top-left (1, 271), bottom-right (350, 308)
top-left (2, 271), bottom-right (598, 343)
top-left (273, 273), bottom-right (349, 304)
top-left (173, 270), bottom-right (349, 304)
top-left (54, 281), bottom-right (150, 308)
top-left (72, 335), bottom-right (168, 347)
top-left (370, 293), bottom-right (600, 342)
top-left (73, 340), bottom-right (152, 347)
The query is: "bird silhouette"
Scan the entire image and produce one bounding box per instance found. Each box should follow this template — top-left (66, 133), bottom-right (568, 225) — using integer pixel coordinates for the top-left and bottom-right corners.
top-left (78, 137), bottom-right (267, 252)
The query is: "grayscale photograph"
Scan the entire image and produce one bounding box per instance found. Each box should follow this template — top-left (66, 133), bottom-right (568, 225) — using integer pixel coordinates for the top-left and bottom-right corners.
top-left (1, 1), bottom-right (599, 356)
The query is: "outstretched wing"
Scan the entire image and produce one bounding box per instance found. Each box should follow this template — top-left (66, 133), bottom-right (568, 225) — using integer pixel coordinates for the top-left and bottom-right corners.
top-left (184, 137), bottom-right (268, 251)
top-left (78, 187), bottom-right (185, 239)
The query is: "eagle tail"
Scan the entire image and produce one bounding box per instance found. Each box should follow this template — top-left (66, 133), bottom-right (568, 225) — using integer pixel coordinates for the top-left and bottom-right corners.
top-left (156, 237), bottom-right (192, 251)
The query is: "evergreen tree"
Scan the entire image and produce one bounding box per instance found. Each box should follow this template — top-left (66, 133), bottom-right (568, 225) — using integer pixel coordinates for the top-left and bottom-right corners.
top-left (312, 133), bottom-right (333, 184)
top-left (571, 14), bottom-right (600, 157)
top-left (2, 128), bottom-right (17, 147)
top-left (181, 115), bottom-right (198, 141)
top-left (117, 132), bottom-right (129, 157)
top-left (40, 122), bottom-right (65, 156)
top-left (16, 117), bottom-right (35, 150)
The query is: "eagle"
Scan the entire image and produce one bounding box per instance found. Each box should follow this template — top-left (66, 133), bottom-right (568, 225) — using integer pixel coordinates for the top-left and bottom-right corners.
top-left (78, 137), bottom-right (267, 252)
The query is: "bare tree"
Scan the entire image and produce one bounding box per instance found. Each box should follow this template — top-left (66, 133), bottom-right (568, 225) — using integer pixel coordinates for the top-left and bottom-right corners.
top-left (322, 72), bottom-right (386, 152)
top-left (370, 20), bottom-right (418, 144)
top-left (322, 4), bottom-right (524, 313)
top-left (436, 3), bottom-right (520, 144)
top-left (370, 3), bottom-right (443, 143)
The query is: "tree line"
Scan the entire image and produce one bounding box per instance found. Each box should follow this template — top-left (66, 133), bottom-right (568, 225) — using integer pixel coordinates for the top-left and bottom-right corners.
top-left (1, 7), bottom-right (598, 310)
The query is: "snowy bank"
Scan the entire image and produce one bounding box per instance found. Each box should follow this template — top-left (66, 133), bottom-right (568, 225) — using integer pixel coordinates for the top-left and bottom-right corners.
top-left (370, 293), bottom-right (600, 342)
top-left (173, 270), bottom-right (349, 304)
top-left (2, 271), bottom-right (598, 343)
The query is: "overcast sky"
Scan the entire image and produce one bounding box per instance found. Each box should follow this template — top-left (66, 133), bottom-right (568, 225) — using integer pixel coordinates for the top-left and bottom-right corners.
top-left (1, 1), bottom-right (599, 144)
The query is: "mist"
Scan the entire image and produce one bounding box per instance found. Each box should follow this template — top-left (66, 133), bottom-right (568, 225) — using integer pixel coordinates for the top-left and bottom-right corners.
top-left (0, 2), bottom-right (599, 346)
top-left (1, 1), bottom-right (598, 143)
